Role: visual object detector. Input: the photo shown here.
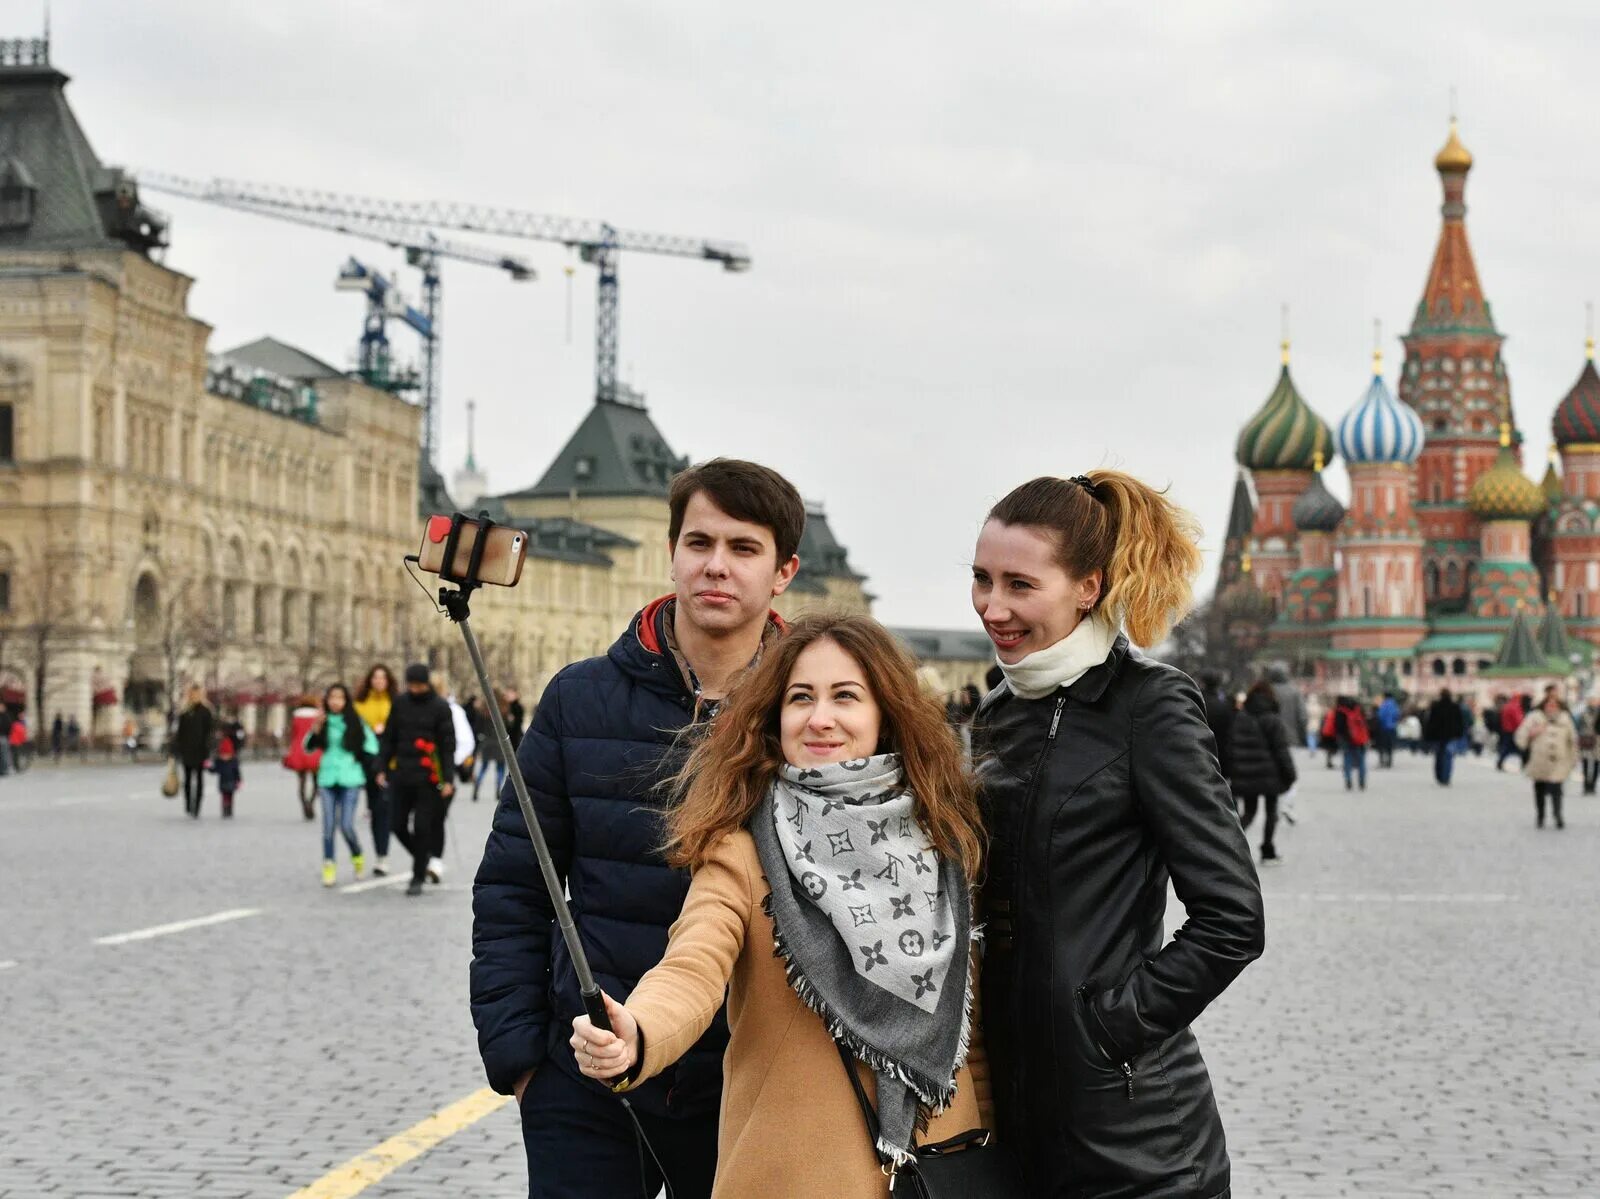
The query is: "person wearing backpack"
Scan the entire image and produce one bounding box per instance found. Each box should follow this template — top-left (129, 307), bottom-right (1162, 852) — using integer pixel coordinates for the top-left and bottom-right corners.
top-left (1334, 696), bottom-right (1370, 791)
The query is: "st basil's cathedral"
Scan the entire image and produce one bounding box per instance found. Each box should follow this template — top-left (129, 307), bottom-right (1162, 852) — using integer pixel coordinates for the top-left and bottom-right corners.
top-left (1218, 121), bottom-right (1600, 699)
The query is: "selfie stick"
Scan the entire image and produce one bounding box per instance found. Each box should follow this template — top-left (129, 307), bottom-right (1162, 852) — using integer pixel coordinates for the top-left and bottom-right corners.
top-left (411, 513), bottom-right (613, 1038)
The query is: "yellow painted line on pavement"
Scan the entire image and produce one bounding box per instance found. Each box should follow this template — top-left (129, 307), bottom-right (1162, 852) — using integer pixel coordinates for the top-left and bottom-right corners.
top-left (285, 1087), bottom-right (511, 1198)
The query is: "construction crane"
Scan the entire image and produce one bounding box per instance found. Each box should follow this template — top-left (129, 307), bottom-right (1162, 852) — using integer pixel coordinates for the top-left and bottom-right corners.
top-left (134, 172), bottom-right (751, 407)
top-left (335, 257), bottom-right (431, 394)
top-left (137, 173), bottom-right (535, 469)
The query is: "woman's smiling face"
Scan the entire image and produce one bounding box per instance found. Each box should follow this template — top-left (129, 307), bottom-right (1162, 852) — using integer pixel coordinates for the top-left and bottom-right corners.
top-left (971, 520), bottom-right (1099, 664)
top-left (779, 638), bottom-right (883, 767)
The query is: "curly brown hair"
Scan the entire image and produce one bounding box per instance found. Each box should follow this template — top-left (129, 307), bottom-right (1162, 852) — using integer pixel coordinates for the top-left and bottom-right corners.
top-left (664, 612), bottom-right (984, 881)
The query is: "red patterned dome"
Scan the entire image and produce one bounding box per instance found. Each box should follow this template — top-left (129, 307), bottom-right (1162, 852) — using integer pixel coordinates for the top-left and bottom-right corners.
top-left (1553, 354), bottom-right (1600, 446)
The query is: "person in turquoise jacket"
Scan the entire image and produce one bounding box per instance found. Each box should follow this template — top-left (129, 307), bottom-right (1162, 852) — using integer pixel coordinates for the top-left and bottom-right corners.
top-left (304, 683), bottom-right (378, 887)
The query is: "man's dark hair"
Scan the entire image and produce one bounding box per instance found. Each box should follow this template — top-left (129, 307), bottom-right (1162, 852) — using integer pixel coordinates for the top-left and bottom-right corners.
top-left (668, 458), bottom-right (806, 563)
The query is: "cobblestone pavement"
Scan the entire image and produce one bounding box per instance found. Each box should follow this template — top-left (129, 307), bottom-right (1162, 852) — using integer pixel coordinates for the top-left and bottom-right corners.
top-left (2, 748), bottom-right (1596, 1197)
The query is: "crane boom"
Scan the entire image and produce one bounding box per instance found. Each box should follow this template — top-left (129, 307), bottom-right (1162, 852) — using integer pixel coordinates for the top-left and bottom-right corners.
top-left (137, 171), bottom-right (751, 405)
top-left (139, 176), bottom-right (536, 468)
top-left (139, 172), bottom-right (750, 266)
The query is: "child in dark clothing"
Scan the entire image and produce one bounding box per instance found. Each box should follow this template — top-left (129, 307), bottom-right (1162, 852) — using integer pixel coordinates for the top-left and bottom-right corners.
top-left (210, 736), bottom-right (243, 818)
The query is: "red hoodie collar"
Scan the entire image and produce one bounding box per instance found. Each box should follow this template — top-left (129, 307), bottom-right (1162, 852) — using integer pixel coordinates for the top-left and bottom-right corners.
top-left (635, 593), bottom-right (786, 656)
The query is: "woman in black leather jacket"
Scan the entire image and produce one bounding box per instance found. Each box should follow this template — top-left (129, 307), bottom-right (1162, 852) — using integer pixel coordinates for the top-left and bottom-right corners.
top-left (971, 473), bottom-right (1265, 1199)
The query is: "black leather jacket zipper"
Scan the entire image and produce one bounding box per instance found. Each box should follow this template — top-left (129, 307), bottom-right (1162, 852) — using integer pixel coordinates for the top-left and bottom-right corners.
top-left (1007, 693), bottom-right (1067, 1115)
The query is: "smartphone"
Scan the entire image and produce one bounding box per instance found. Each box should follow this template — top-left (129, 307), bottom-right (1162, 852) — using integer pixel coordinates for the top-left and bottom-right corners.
top-left (416, 514), bottom-right (528, 587)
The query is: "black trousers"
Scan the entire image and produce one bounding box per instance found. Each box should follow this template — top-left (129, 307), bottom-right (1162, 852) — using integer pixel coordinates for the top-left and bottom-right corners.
top-left (1534, 781), bottom-right (1565, 827)
top-left (365, 777), bottom-right (392, 857)
top-left (182, 764), bottom-right (205, 815)
top-left (1237, 792), bottom-right (1280, 853)
top-left (1583, 759), bottom-right (1599, 794)
top-left (390, 779), bottom-right (445, 883)
top-left (519, 1062), bottom-right (717, 1199)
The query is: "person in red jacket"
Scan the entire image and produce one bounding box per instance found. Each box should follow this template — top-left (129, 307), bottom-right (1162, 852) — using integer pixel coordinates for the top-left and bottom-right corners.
top-left (1497, 694), bottom-right (1527, 771)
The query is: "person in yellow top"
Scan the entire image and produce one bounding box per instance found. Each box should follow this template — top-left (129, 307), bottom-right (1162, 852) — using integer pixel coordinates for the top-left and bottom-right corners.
top-left (354, 664), bottom-right (396, 875)
top-left (573, 614), bottom-right (993, 1199)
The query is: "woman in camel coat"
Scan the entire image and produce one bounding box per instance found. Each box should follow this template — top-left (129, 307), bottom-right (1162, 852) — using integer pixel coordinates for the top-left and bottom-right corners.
top-left (574, 614), bottom-right (992, 1199)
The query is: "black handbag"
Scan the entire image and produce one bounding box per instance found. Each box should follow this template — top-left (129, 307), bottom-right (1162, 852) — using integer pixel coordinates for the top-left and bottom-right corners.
top-left (835, 1043), bottom-right (1027, 1197)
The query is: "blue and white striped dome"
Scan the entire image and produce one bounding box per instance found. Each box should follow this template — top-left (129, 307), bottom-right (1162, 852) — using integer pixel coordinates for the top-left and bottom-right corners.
top-left (1335, 359), bottom-right (1425, 465)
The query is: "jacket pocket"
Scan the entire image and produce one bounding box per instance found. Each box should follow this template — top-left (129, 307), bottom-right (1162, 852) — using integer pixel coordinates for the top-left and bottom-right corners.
top-left (1074, 984), bottom-right (1134, 1096)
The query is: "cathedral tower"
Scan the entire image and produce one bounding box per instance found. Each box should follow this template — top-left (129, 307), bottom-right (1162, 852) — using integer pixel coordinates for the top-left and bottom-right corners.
top-left (1330, 349), bottom-right (1428, 658)
top-left (1546, 340), bottom-right (1600, 638)
top-left (1398, 120), bottom-right (1513, 613)
top-left (1234, 339), bottom-right (1333, 614)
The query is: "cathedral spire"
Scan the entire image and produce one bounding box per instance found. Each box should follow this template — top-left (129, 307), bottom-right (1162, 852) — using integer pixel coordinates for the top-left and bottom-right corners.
top-left (1412, 118), bottom-right (1495, 336)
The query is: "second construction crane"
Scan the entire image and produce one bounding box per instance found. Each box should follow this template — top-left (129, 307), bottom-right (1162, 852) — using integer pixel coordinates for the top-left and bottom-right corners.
top-left (137, 173), bottom-right (752, 410)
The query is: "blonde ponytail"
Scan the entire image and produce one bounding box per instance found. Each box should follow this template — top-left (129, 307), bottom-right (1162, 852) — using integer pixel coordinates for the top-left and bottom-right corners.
top-left (1088, 470), bottom-right (1202, 647)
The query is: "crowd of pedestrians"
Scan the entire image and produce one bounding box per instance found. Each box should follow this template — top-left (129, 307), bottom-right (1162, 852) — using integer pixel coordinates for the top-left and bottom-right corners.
top-left (153, 657), bottom-right (535, 894)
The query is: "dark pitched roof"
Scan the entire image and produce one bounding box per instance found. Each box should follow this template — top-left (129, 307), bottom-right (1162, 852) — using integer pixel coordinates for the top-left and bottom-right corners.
top-left (1225, 470), bottom-right (1255, 543)
top-left (1490, 606), bottom-right (1545, 673)
top-left (0, 48), bottom-right (165, 253)
top-left (890, 627), bottom-right (994, 662)
top-left (220, 337), bottom-right (344, 382)
top-left (417, 453), bottom-right (457, 518)
top-left (505, 391), bottom-right (687, 499)
top-left (795, 502), bottom-right (865, 585)
top-left (1536, 602), bottom-right (1577, 663)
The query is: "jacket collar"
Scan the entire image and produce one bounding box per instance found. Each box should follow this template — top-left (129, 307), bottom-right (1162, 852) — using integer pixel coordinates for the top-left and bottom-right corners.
top-left (1063, 633), bottom-right (1131, 705)
top-left (611, 594), bottom-right (787, 697)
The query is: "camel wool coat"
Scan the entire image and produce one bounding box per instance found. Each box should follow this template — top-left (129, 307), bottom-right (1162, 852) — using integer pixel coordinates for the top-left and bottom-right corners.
top-left (620, 829), bottom-right (992, 1199)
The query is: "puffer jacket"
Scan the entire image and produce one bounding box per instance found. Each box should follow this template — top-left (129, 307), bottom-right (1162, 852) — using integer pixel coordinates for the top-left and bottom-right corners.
top-left (1516, 712), bottom-right (1577, 783)
top-left (305, 712), bottom-right (378, 789)
top-left (470, 596), bottom-right (781, 1120)
top-left (974, 636), bottom-right (1265, 1198)
top-left (376, 688), bottom-right (455, 787)
top-left (1228, 693), bottom-right (1296, 799)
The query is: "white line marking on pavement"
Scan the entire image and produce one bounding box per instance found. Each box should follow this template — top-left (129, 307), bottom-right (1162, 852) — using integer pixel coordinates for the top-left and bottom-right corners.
top-left (94, 907), bottom-right (262, 946)
top-left (0, 960), bottom-right (17, 970)
top-left (339, 876), bottom-right (410, 894)
top-left (1272, 892), bottom-right (1519, 903)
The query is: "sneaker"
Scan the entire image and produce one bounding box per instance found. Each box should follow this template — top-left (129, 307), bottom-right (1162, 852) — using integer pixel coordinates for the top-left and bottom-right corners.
top-left (1260, 846), bottom-right (1281, 865)
top-left (372, 856), bottom-right (389, 877)
top-left (406, 879), bottom-right (424, 896)
top-left (427, 857), bottom-right (445, 884)
top-left (321, 860), bottom-right (336, 888)
top-left (352, 854), bottom-right (366, 879)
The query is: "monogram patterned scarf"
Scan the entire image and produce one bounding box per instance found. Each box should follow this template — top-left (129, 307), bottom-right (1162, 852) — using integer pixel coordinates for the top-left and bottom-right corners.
top-left (753, 754), bottom-right (973, 1165)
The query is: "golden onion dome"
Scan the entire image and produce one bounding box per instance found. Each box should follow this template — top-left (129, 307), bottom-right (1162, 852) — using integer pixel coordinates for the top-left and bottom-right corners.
top-left (1468, 425), bottom-right (1544, 521)
top-left (1435, 119), bottom-right (1473, 173)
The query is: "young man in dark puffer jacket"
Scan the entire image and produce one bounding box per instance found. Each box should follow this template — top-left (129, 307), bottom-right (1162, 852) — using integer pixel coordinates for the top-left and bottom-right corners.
top-left (471, 459), bottom-right (803, 1199)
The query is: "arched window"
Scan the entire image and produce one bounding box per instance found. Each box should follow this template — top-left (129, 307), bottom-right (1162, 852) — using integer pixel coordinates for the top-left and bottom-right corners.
top-left (1425, 561), bottom-right (1440, 599)
top-left (1443, 561), bottom-right (1461, 595)
top-left (1451, 657), bottom-right (1467, 676)
top-left (1432, 658), bottom-right (1447, 677)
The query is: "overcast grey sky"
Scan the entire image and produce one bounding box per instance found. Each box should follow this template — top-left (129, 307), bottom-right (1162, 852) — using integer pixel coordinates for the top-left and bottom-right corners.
top-left (37, 1), bottom-right (1600, 628)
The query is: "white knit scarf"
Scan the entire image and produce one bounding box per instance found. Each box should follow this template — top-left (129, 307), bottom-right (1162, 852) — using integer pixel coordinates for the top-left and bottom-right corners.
top-left (997, 614), bottom-right (1118, 700)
